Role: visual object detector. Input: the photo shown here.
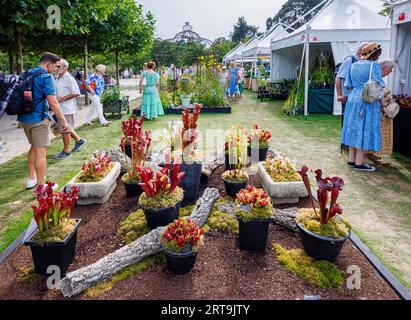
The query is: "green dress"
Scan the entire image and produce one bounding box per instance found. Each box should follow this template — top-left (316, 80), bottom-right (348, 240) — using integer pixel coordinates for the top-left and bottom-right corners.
top-left (141, 71), bottom-right (164, 119)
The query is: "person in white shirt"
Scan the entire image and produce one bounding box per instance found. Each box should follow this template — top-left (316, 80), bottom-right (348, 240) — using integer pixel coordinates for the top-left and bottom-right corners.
top-left (53, 59), bottom-right (87, 160)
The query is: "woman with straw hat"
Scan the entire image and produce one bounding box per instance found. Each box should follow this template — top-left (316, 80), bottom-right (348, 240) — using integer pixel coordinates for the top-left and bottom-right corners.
top-left (341, 43), bottom-right (385, 172)
top-left (84, 64), bottom-right (112, 126)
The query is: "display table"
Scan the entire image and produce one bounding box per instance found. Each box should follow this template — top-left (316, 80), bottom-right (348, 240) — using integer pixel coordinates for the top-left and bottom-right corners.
top-left (308, 88), bottom-right (334, 114)
top-left (394, 106), bottom-right (411, 157)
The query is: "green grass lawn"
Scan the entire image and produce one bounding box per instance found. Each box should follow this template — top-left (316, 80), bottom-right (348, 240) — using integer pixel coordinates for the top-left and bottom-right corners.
top-left (1, 91), bottom-right (411, 292)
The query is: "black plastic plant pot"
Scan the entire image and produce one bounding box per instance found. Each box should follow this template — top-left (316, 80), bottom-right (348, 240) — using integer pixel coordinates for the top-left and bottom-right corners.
top-left (237, 218), bottom-right (271, 251)
top-left (179, 163), bottom-right (202, 200)
top-left (23, 219), bottom-right (82, 277)
top-left (296, 223), bottom-right (351, 261)
top-left (223, 179), bottom-right (247, 198)
top-left (249, 147), bottom-right (269, 163)
top-left (120, 143), bottom-right (132, 158)
top-left (163, 247), bottom-right (197, 275)
top-left (123, 181), bottom-right (143, 198)
top-left (143, 201), bottom-right (182, 229)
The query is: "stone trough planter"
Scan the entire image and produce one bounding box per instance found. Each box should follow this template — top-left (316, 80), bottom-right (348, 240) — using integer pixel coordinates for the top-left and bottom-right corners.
top-left (65, 162), bottom-right (121, 205)
top-left (258, 162), bottom-right (308, 205)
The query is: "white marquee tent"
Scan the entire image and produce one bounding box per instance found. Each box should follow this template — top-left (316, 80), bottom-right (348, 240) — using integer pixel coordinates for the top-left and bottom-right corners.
top-left (270, 0), bottom-right (391, 115)
top-left (222, 43), bottom-right (244, 63)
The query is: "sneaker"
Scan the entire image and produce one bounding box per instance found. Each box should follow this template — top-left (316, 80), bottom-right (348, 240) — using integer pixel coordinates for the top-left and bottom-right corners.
top-left (26, 178), bottom-right (37, 189)
top-left (85, 122), bottom-right (92, 126)
top-left (71, 139), bottom-right (87, 153)
top-left (354, 163), bottom-right (376, 172)
top-left (53, 151), bottom-right (72, 160)
top-left (347, 162), bottom-right (355, 167)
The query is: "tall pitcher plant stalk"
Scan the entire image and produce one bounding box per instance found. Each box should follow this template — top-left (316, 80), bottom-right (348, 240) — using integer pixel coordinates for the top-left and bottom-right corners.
top-left (224, 127), bottom-right (249, 182)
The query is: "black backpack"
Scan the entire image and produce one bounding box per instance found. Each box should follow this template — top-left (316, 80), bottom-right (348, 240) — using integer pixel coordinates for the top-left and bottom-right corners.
top-left (335, 55), bottom-right (356, 77)
top-left (0, 69), bottom-right (47, 119)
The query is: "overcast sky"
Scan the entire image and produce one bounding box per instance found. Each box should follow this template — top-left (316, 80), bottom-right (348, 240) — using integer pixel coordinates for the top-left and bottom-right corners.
top-left (137, 0), bottom-right (384, 41)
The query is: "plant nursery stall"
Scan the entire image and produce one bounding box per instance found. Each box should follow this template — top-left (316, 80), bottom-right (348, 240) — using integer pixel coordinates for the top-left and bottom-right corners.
top-left (270, 0), bottom-right (391, 115)
top-left (391, 0), bottom-right (411, 158)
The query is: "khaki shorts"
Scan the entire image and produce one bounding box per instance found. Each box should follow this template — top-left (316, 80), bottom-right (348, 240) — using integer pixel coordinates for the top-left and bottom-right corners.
top-left (21, 119), bottom-right (51, 148)
top-left (60, 114), bottom-right (74, 133)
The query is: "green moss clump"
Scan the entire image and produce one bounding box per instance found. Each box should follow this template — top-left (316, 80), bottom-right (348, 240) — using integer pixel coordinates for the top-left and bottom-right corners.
top-left (179, 205), bottom-right (195, 217)
top-left (203, 198), bottom-right (239, 234)
top-left (32, 219), bottom-right (77, 245)
top-left (273, 243), bottom-right (345, 289)
top-left (84, 254), bottom-right (165, 298)
top-left (296, 208), bottom-right (351, 239)
top-left (121, 171), bottom-right (141, 184)
top-left (236, 203), bottom-right (273, 223)
top-left (117, 209), bottom-right (151, 244)
top-left (139, 187), bottom-right (183, 211)
top-left (18, 268), bottom-right (40, 283)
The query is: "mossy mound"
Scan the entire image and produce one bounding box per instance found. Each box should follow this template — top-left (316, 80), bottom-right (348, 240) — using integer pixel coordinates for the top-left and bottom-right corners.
top-left (18, 268), bottom-right (40, 283)
top-left (32, 219), bottom-right (77, 245)
top-left (222, 170), bottom-right (249, 183)
top-left (203, 198), bottom-right (239, 234)
top-left (273, 243), bottom-right (345, 289)
top-left (121, 171), bottom-right (141, 184)
top-left (236, 203), bottom-right (273, 223)
top-left (139, 187), bottom-right (183, 211)
top-left (84, 254), bottom-right (165, 298)
top-left (296, 208), bottom-right (351, 239)
top-left (118, 205), bottom-right (197, 244)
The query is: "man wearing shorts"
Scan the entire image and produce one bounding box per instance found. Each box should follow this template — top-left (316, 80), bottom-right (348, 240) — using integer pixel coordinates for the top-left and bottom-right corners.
top-left (53, 59), bottom-right (86, 160)
top-left (18, 52), bottom-right (69, 189)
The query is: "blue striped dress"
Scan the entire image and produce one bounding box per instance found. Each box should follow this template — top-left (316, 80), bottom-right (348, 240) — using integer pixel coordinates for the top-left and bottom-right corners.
top-left (341, 60), bottom-right (385, 152)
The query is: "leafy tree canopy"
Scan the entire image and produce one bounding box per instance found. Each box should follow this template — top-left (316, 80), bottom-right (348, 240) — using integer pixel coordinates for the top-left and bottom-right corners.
top-left (230, 17), bottom-right (258, 44)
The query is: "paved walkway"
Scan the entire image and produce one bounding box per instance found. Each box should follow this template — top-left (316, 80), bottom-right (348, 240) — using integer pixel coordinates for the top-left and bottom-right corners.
top-left (0, 86), bottom-right (140, 165)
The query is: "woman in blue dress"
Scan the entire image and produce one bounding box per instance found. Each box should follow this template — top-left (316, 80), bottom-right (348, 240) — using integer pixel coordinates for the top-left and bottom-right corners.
top-left (341, 43), bottom-right (385, 172)
top-left (227, 61), bottom-right (239, 98)
top-left (139, 61), bottom-right (164, 120)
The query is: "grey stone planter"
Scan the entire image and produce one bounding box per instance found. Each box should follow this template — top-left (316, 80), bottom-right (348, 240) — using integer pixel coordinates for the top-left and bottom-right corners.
top-left (65, 162), bottom-right (121, 205)
top-left (258, 162), bottom-right (308, 205)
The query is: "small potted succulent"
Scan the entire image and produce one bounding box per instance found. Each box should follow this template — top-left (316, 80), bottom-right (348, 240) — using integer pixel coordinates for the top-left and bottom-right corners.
top-left (258, 154), bottom-right (308, 204)
top-left (160, 217), bottom-right (205, 274)
top-left (296, 167), bottom-right (351, 261)
top-left (66, 152), bottom-right (121, 205)
top-left (236, 186), bottom-right (274, 251)
top-left (222, 127), bottom-right (249, 197)
top-left (121, 115), bottom-right (152, 197)
top-left (163, 104), bottom-right (203, 201)
top-left (137, 165), bottom-right (185, 229)
top-left (24, 182), bottom-right (81, 276)
top-left (247, 123), bottom-right (272, 162)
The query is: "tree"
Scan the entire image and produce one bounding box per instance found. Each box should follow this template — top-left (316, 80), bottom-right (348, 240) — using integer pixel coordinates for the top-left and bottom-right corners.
top-left (211, 37), bottom-right (236, 62)
top-left (266, 18), bottom-right (274, 31)
top-left (379, 1), bottom-right (401, 17)
top-left (270, 0), bottom-right (323, 30)
top-left (94, 0), bottom-right (155, 84)
top-left (230, 17), bottom-right (259, 44)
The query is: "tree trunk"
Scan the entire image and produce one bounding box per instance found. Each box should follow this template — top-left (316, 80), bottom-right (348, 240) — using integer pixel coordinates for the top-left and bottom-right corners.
top-left (84, 36), bottom-right (89, 105)
top-left (14, 26), bottom-right (23, 75)
top-left (8, 45), bottom-right (13, 74)
top-left (115, 48), bottom-right (119, 86)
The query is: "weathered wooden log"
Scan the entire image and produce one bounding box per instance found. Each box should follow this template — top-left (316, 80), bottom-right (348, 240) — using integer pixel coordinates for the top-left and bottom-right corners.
top-left (60, 188), bottom-right (220, 297)
top-left (273, 208), bottom-right (299, 233)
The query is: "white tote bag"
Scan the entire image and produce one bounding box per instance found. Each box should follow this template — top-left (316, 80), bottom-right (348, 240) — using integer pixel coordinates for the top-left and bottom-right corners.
top-left (362, 62), bottom-right (384, 104)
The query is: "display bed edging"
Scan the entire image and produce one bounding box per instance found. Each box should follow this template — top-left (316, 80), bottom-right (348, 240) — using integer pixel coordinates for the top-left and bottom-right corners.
top-left (133, 105), bottom-right (231, 116)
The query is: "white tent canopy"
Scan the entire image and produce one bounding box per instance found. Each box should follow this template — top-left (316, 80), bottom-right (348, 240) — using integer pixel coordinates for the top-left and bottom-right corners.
top-left (242, 23), bottom-right (288, 59)
top-left (222, 42), bottom-right (244, 63)
top-left (270, 0), bottom-right (391, 115)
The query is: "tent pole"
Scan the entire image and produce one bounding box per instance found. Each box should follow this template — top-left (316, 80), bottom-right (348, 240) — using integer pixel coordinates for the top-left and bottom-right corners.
top-left (304, 26), bottom-right (310, 117)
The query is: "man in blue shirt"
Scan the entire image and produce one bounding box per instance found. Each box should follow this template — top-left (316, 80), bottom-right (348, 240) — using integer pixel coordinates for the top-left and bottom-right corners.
top-left (18, 52), bottom-right (69, 189)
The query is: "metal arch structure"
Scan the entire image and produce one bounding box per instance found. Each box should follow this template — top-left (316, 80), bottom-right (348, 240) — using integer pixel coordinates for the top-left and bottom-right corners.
top-left (165, 22), bottom-right (213, 48)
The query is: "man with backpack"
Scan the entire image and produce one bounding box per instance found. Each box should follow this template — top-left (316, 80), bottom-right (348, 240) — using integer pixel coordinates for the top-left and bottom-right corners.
top-left (17, 52), bottom-right (69, 189)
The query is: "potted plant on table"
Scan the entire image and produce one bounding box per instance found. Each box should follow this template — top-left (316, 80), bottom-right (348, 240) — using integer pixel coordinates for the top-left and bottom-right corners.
top-left (66, 152), bottom-right (121, 205)
top-left (163, 104), bottom-right (203, 201)
top-left (137, 164), bottom-right (185, 229)
top-left (247, 123), bottom-right (272, 162)
top-left (222, 127), bottom-right (249, 197)
top-left (121, 115), bottom-right (152, 197)
top-left (24, 182), bottom-right (81, 276)
top-left (160, 217), bottom-right (204, 274)
top-left (236, 186), bottom-right (274, 251)
top-left (258, 154), bottom-right (308, 204)
top-left (296, 167), bottom-right (351, 261)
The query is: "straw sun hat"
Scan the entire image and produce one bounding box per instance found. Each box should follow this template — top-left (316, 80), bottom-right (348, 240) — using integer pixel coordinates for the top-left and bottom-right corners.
top-left (361, 42), bottom-right (382, 59)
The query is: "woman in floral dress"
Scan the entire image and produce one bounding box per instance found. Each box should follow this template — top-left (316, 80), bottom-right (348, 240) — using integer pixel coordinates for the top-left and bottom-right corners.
top-left (139, 61), bottom-right (164, 120)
